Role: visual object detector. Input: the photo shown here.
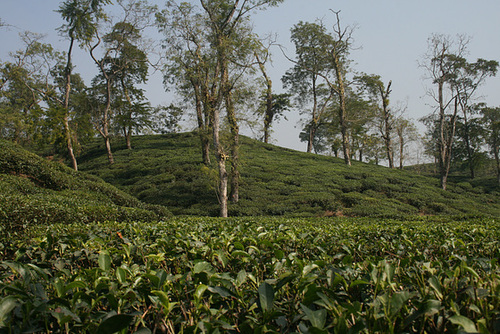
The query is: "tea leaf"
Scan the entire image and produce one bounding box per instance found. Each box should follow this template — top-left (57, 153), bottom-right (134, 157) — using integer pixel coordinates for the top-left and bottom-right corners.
top-left (258, 282), bottom-right (274, 312)
top-left (96, 313), bottom-right (134, 334)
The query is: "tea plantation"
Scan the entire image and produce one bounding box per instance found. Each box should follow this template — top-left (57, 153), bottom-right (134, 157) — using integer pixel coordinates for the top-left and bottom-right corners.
top-left (77, 133), bottom-right (500, 218)
top-left (0, 217), bottom-right (498, 333)
top-left (1, 136), bottom-right (499, 333)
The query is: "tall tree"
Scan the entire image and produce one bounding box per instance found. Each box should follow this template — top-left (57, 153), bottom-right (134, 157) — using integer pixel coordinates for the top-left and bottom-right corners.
top-left (57, 0), bottom-right (111, 170)
top-left (421, 34), bottom-right (467, 190)
top-left (357, 74), bottom-right (395, 168)
top-left (421, 34), bottom-right (497, 188)
top-left (327, 11), bottom-right (355, 166)
top-left (87, 0), bottom-right (154, 164)
top-left (285, 13), bottom-right (356, 165)
top-left (480, 106), bottom-right (500, 185)
top-left (201, 0), bottom-right (284, 216)
top-left (0, 33), bottom-right (67, 147)
top-left (156, 1), bottom-right (215, 166)
top-left (107, 21), bottom-right (150, 149)
top-left (282, 21), bottom-right (334, 153)
top-left (158, 0), bottom-right (282, 217)
top-left (451, 58), bottom-right (498, 178)
top-left (394, 116), bottom-right (419, 169)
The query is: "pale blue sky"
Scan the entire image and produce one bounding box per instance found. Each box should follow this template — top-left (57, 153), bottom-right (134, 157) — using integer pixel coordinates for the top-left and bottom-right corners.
top-left (2, 0), bottom-right (500, 153)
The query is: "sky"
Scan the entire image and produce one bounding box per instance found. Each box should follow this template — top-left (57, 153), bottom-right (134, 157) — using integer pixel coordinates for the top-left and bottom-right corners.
top-left (2, 0), bottom-right (500, 153)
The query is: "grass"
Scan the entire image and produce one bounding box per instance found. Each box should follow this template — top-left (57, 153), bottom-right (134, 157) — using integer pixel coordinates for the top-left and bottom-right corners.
top-left (77, 133), bottom-right (500, 217)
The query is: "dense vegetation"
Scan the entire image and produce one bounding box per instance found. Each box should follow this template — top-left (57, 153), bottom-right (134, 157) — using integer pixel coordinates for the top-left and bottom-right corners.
top-left (78, 133), bottom-right (500, 218)
top-left (1, 217), bottom-right (498, 333)
top-left (0, 139), bottom-right (170, 229)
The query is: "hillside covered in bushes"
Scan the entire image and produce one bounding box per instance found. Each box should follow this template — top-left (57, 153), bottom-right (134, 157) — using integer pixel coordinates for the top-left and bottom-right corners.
top-left (0, 139), bottom-right (170, 228)
top-left (78, 133), bottom-right (500, 217)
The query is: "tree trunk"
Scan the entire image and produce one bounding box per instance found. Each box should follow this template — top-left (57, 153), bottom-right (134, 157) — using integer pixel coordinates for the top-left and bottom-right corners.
top-left (255, 52), bottom-right (273, 144)
top-left (438, 80), bottom-right (448, 190)
top-left (124, 127), bottom-right (132, 149)
top-left (461, 109), bottom-right (475, 179)
top-left (103, 80), bottom-right (114, 164)
top-left (263, 87), bottom-right (273, 144)
top-left (90, 38), bottom-right (114, 165)
top-left (63, 116), bottom-right (78, 170)
top-left (226, 87), bottom-right (239, 203)
top-left (332, 52), bottom-right (351, 166)
top-left (104, 135), bottom-right (114, 165)
top-left (64, 37), bottom-right (78, 171)
top-left (494, 142), bottom-right (500, 186)
top-left (211, 103), bottom-right (228, 217)
top-left (194, 80), bottom-right (211, 165)
top-left (121, 79), bottom-right (134, 150)
top-left (399, 137), bottom-right (404, 170)
top-left (380, 82), bottom-right (394, 169)
top-left (399, 140), bottom-right (404, 169)
top-left (441, 97), bottom-right (460, 190)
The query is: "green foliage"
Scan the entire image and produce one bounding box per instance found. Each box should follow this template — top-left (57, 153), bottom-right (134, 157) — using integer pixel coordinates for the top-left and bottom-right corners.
top-left (0, 217), bottom-right (498, 332)
top-left (78, 133), bottom-right (500, 217)
top-left (0, 139), bottom-right (170, 228)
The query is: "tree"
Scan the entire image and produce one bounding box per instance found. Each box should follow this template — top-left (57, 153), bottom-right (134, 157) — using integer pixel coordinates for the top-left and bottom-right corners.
top-left (87, 0), bottom-right (154, 164)
top-left (254, 50), bottom-right (291, 143)
top-left (158, 0), bottom-right (282, 217)
top-left (480, 106), bottom-right (500, 185)
top-left (150, 104), bottom-right (183, 134)
top-left (0, 61), bottom-right (43, 144)
top-left (421, 34), bottom-right (497, 189)
top-left (282, 21), bottom-right (334, 154)
top-left (394, 116), bottom-right (419, 169)
top-left (451, 58), bottom-right (498, 178)
top-left (106, 21), bottom-right (150, 149)
top-left (156, 1), bottom-right (216, 166)
top-left (200, 0), bottom-right (284, 207)
top-left (286, 12), bottom-right (356, 165)
top-left (357, 74), bottom-right (395, 168)
top-left (57, 0), bottom-right (111, 170)
top-left (0, 32), bottom-right (65, 147)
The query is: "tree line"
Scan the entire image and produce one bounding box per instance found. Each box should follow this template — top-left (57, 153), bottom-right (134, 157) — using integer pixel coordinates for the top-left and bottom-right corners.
top-left (1, 0), bottom-right (499, 217)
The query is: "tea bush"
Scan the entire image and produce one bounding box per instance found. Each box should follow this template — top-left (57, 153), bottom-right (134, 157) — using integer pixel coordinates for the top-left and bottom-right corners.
top-left (77, 134), bottom-right (500, 217)
top-left (0, 217), bottom-right (498, 333)
top-left (0, 140), bottom-right (171, 228)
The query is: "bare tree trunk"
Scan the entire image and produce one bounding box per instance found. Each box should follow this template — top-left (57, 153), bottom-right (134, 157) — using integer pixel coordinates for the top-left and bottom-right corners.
top-left (64, 37), bottom-right (78, 171)
top-left (124, 127), bottom-right (132, 149)
top-left (438, 80), bottom-right (448, 190)
top-left (493, 141), bottom-right (500, 186)
top-left (399, 136), bottom-right (404, 170)
top-left (461, 108), bottom-right (475, 179)
top-left (103, 79), bottom-right (114, 164)
top-left (120, 78), bottom-right (134, 150)
top-left (380, 82), bottom-right (394, 168)
top-left (226, 87), bottom-right (239, 203)
top-left (90, 38), bottom-right (114, 165)
top-left (211, 103), bottom-right (228, 217)
top-left (195, 85), bottom-right (211, 165)
top-left (255, 52), bottom-right (273, 144)
top-left (104, 135), bottom-right (114, 164)
top-left (440, 97), bottom-right (459, 190)
top-left (334, 56), bottom-right (351, 166)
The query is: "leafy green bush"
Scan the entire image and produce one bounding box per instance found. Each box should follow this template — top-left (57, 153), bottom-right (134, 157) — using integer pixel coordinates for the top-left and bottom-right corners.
top-left (73, 134), bottom-right (500, 218)
top-left (0, 217), bottom-right (498, 333)
top-left (0, 140), bottom-right (171, 227)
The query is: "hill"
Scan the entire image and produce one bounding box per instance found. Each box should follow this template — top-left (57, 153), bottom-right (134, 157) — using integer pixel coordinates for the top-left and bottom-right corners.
top-left (78, 133), bottom-right (500, 217)
top-left (0, 139), bottom-right (170, 228)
